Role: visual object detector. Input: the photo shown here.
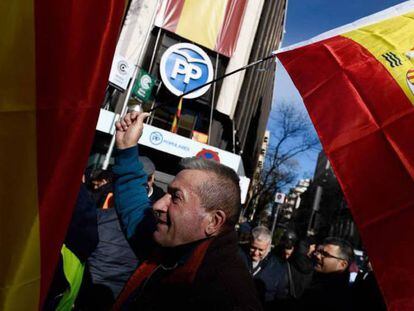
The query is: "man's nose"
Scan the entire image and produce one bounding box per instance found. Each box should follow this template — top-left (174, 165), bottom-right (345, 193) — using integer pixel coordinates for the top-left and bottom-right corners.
top-left (315, 252), bottom-right (322, 260)
top-left (153, 193), bottom-right (171, 212)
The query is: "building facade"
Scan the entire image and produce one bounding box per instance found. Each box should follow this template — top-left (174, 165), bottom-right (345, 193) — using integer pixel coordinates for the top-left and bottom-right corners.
top-left (290, 151), bottom-right (362, 247)
top-left (93, 0), bottom-right (288, 203)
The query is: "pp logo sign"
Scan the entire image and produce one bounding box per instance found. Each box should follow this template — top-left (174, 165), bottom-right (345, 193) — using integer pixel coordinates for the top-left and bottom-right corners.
top-left (149, 132), bottom-right (163, 145)
top-left (160, 43), bottom-right (213, 99)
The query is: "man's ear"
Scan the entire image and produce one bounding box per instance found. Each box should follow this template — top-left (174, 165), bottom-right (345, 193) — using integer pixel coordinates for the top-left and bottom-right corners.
top-left (339, 260), bottom-right (348, 271)
top-left (205, 210), bottom-right (227, 236)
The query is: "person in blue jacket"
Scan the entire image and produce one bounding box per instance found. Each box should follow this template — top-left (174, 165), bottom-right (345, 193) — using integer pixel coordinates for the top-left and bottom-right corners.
top-left (111, 111), bottom-right (262, 311)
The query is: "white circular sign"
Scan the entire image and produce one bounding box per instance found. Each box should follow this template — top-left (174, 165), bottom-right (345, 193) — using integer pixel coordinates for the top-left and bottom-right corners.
top-left (160, 43), bottom-right (214, 99)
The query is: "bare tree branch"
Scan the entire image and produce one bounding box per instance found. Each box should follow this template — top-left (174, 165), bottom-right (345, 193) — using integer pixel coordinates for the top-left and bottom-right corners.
top-left (248, 102), bottom-right (321, 217)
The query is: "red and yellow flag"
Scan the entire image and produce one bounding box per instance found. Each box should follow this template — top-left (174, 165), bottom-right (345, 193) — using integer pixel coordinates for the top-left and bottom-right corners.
top-left (155, 0), bottom-right (247, 57)
top-left (0, 0), bottom-right (125, 309)
top-left (171, 97), bottom-right (183, 133)
top-left (277, 3), bottom-right (414, 310)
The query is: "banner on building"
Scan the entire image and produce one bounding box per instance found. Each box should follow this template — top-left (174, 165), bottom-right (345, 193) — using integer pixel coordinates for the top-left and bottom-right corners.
top-left (155, 0), bottom-right (247, 57)
top-left (109, 55), bottom-right (135, 91)
top-left (215, 0), bottom-right (266, 117)
top-left (113, 0), bottom-right (158, 65)
top-left (0, 0), bottom-right (125, 308)
top-left (132, 68), bottom-right (156, 102)
top-left (277, 2), bottom-right (414, 309)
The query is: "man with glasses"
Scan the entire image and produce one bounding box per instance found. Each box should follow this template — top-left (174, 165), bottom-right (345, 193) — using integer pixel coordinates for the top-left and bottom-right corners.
top-left (296, 237), bottom-right (354, 310)
top-left (314, 237), bottom-right (353, 274)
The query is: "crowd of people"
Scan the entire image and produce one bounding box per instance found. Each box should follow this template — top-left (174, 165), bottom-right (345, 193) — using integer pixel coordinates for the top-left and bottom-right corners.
top-left (45, 111), bottom-right (387, 310)
top-left (243, 227), bottom-right (388, 310)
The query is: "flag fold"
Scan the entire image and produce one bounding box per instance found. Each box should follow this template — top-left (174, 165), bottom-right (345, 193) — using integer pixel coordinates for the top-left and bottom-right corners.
top-left (277, 3), bottom-right (414, 310)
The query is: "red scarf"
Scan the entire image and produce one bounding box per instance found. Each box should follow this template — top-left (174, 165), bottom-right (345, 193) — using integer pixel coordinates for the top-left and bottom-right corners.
top-left (113, 238), bottom-right (212, 310)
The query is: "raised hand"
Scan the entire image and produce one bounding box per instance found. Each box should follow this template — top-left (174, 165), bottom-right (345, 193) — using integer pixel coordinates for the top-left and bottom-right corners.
top-left (115, 111), bottom-right (150, 150)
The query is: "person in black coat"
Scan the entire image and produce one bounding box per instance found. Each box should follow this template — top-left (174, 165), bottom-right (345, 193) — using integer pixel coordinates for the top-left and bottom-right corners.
top-left (272, 237), bottom-right (315, 310)
top-left (351, 261), bottom-right (387, 311)
top-left (239, 226), bottom-right (286, 310)
top-left (296, 237), bottom-right (354, 311)
top-left (78, 158), bottom-right (166, 309)
top-left (44, 183), bottom-right (99, 310)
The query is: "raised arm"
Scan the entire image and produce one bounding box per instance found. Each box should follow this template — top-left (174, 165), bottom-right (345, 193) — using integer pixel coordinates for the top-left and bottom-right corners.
top-left (113, 112), bottom-right (155, 254)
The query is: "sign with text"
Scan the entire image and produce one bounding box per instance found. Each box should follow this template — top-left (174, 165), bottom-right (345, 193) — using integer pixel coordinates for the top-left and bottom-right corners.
top-left (95, 109), bottom-right (248, 200)
top-left (140, 124), bottom-right (243, 174)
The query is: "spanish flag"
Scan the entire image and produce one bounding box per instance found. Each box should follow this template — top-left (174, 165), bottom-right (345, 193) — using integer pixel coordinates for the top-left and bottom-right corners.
top-left (277, 2), bottom-right (414, 310)
top-left (171, 97), bottom-right (183, 134)
top-left (155, 0), bottom-right (247, 57)
top-left (0, 0), bottom-right (125, 309)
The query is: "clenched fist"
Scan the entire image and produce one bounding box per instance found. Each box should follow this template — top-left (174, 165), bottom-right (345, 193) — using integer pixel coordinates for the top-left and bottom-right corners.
top-left (115, 111), bottom-right (150, 150)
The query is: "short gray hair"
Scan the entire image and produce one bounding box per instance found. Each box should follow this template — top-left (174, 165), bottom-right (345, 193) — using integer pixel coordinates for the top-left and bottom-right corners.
top-left (179, 157), bottom-right (241, 227)
top-left (251, 226), bottom-right (272, 243)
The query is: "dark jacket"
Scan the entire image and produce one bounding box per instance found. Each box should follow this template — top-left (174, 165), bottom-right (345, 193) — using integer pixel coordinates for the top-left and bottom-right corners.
top-left (44, 184), bottom-right (98, 310)
top-left (76, 206), bottom-right (141, 310)
top-left (113, 147), bottom-right (262, 310)
top-left (65, 184), bottom-right (99, 262)
top-left (87, 208), bottom-right (139, 298)
top-left (272, 240), bottom-right (314, 310)
top-left (296, 271), bottom-right (352, 311)
top-left (351, 270), bottom-right (386, 311)
top-left (82, 173), bottom-right (164, 305)
top-left (120, 231), bottom-right (262, 311)
top-left (82, 184), bottom-right (165, 303)
top-left (239, 246), bottom-right (286, 304)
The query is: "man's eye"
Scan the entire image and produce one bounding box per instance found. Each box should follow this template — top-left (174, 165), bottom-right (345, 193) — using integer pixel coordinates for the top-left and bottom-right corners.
top-left (172, 193), bottom-right (180, 202)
